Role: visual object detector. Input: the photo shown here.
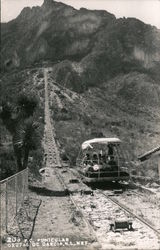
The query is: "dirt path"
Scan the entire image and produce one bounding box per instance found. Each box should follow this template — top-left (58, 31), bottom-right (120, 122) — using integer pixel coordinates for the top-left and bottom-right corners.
top-left (30, 193), bottom-right (96, 249)
top-left (30, 68), bottom-right (97, 250)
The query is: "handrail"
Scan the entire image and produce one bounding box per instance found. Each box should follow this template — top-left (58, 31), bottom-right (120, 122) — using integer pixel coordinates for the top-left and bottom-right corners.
top-left (138, 145), bottom-right (160, 162)
top-left (86, 169), bottom-right (128, 174)
top-left (0, 168), bottom-right (28, 184)
top-left (0, 167), bottom-right (28, 234)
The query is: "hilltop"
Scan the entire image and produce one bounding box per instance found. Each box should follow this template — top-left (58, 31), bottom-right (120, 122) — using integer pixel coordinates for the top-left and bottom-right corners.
top-left (1, 0), bottom-right (160, 87)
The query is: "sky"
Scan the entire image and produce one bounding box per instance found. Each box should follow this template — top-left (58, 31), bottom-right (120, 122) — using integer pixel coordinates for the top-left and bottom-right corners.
top-left (1, 0), bottom-right (160, 29)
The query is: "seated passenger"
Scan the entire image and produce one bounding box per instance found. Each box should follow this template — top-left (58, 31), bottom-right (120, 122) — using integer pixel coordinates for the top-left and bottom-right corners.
top-left (83, 153), bottom-right (91, 165)
top-left (92, 153), bottom-right (98, 164)
top-left (83, 153), bottom-right (93, 174)
top-left (108, 156), bottom-right (118, 171)
top-left (102, 153), bottom-right (107, 164)
top-left (98, 153), bottom-right (103, 165)
top-left (108, 144), bottom-right (114, 160)
top-left (84, 164), bottom-right (93, 173)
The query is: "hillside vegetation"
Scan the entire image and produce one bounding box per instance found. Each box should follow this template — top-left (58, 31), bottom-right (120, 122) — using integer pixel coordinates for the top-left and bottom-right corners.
top-left (46, 70), bottom-right (160, 178)
top-left (0, 70), bottom-right (45, 180)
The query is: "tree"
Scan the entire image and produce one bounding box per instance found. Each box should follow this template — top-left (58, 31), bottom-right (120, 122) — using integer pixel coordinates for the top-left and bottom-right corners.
top-left (0, 93), bottom-right (39, 172)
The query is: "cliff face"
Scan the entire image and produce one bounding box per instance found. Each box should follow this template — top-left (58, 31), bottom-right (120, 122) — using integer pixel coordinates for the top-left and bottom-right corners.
top-left (1, 0), bottom-right (160, 90)
top-left (1, 0), bottom-right (115, 68)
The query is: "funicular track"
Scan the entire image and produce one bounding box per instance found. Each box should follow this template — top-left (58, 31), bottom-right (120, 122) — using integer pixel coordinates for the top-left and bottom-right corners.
top-left (43, 68), bottom-right (160, 249)
top-left (93, 181), bottom-right (160, 236)
top-left (43, 68), bottom-right (99, 245)
top-left (44, 67), bottom-right (82, 188)
top-left (44, 67), bottom-right (72, 190)
top-left (97, 190), bottom-right (160, 236)
top-left (44, 68), bottom-right (92, 194)
top-left (73, 188), bottom-right (160, 249)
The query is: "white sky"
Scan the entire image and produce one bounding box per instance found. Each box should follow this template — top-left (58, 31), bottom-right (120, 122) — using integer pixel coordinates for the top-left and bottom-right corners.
top-left (1, 0), bottom-right (160, 28)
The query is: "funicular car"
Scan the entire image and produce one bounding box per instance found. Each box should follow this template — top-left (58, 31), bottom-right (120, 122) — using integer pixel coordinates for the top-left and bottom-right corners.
top-left (76, 138), bottom-right (130, 183)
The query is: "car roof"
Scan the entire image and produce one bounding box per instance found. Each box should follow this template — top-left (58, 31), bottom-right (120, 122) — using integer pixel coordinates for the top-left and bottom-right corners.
top-left (82, 138), bottom-right (121, 150)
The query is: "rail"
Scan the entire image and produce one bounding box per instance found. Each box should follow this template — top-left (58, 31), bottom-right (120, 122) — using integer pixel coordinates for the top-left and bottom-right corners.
top-left (98, 190), bottom-right (160, 236)
top-left (131, 174), bottom-right (160, 184)
top-left (0, 168), bottom-right (28, 234)
top-left (43, 68), bottom-right (99, 245)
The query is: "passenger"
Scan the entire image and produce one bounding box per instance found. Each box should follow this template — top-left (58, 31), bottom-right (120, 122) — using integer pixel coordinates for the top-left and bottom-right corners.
top-left (102, 153), bottom-right (107, 164)
top-left (98, 152), bottom-right (108, 170)
top-left (92, 153), bottom-right (98, 164)
top-left (108, 144), bottom-right (114, 159)
top-left (108, 156), bottom-right (118, 171)
top-left (98, 153), bottom-right (103, 165)
top-left (84, 164), bottom-right (93, 174)
top-left (83, 153), bottom-right (91, 165)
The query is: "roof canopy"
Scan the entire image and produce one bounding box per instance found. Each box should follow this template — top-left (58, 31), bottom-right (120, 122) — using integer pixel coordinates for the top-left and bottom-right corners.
top-left (81, 138), bottom-right (121, 150)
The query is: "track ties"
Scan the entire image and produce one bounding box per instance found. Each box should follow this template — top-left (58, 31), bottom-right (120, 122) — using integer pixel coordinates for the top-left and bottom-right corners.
top-left (98, 190), bottom-right (160, 236)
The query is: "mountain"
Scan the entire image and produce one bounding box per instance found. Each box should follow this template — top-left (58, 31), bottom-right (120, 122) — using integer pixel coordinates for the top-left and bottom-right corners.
top-left (1, 0), bottom-right (160, 180)
top-left (1, 0), bottom-right (115, 70)
top-left (1, 0), bottom-right (160, 88)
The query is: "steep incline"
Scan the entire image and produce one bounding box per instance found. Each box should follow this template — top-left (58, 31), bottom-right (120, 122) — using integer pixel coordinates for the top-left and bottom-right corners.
top-left (30, 68), bottom-right (96, 249)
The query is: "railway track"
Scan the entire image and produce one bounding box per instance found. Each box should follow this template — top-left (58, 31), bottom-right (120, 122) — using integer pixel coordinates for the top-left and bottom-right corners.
top-left (43, 67), bottom-right (160, 249)
top-left (43, 68), bottom-right (99, 244)
top-left (73, 190), bottom-right (160, 249)
top-left (44, 68), bottom-right (92, 192)
top-left (97, 190), bottom-right (160, 236)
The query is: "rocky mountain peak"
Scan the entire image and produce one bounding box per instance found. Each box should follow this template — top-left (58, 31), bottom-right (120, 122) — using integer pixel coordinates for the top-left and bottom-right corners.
top-left (18, 7), bottom-right (31, 18)
top-left (42, 0), bottom-right (68, 10)
top-left (1, 0), bottom-right (160, 87)
top-left (43, 0), bottom-right (54, 7)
